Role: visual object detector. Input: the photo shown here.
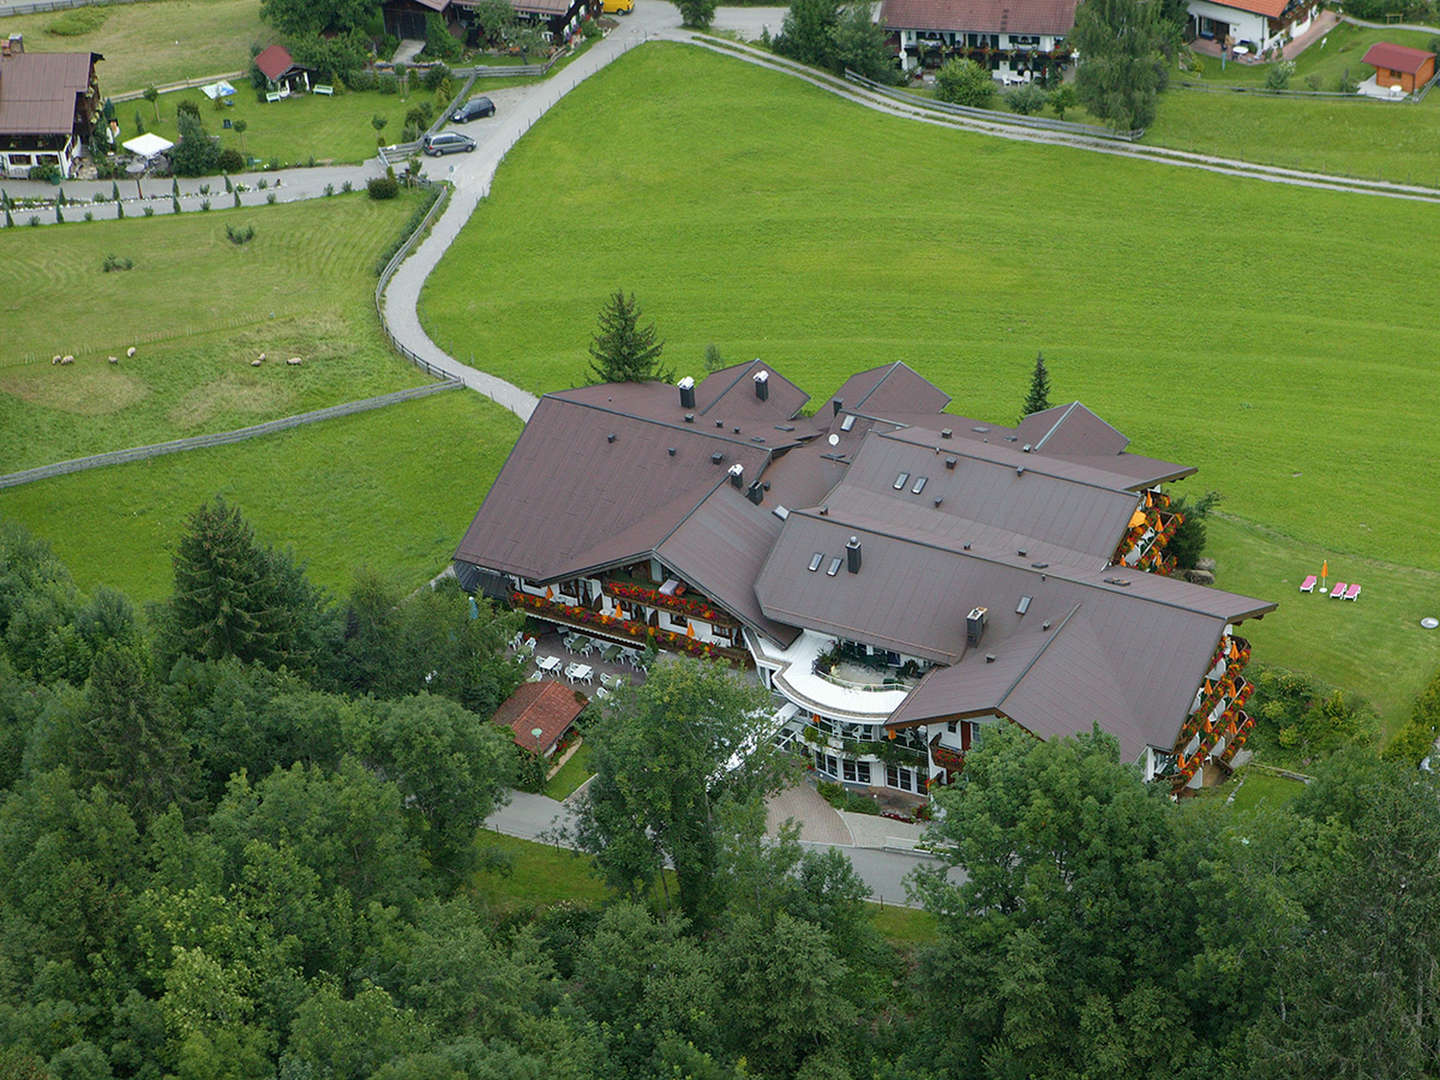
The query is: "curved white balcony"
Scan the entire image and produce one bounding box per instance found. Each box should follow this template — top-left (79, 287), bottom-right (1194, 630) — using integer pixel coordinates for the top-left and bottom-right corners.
top-left (750, 630), bottom-right (913, 723)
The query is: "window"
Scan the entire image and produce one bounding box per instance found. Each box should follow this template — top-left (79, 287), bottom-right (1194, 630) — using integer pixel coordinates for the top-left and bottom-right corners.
top-left (840, 413), bottom-right (856, 431)
top-left (826, 557), bottom-right (842, 576)
top-left (808, 552), bottom-right (824, 572)
top-left (911, 476), bottom-right (927, 494)
top-left (947, 720), bottom-right (958, 733)
top-left (9, 153), bottom-right (31, 166)
top-left (856, 761), bottom-right (872, 783)
top-left (893, 472), bottom-right (910, 490)
top-left (668, 614), bottom-right (687, 628)
top-left (843, 760), bottom-right (858, 782)
top-left (886, 765), bottom-right (915, 791)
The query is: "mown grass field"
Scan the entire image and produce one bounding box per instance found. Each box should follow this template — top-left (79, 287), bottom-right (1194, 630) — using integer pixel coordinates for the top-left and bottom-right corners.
top-left (0, 192), bottom-right (429, 470)
top-left (0, 0), bottom-right (268, 95)
top-left (420, 42), bottom-right (1440, 728)
top-left (544, 742), bottom-right (594, 800)
top-left (0, 389), bottom-right (521, 604)
top-left (136, 85), bottom-right (426, 167)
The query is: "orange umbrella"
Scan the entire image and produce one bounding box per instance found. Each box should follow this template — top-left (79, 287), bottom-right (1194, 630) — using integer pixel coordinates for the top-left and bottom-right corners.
top-left (1321, 559), bottom-right (1328, 582)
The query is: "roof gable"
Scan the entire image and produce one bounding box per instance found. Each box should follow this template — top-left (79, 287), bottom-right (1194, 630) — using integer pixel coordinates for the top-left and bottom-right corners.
top-left (0, 51), bottom-right (97, 136)
top-left (493, 680), bottom-right (585, 753)
top-left (1362, 41), bottom-right (1435, 73)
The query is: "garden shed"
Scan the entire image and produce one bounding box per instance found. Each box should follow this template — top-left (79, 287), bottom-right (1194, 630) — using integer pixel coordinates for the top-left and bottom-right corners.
top-left (253, 44), bottom-right (313, 96)
top-left (1361, 42), bottom-right (1435, 95)
top-left (493, 680), bottom-right (585, 758)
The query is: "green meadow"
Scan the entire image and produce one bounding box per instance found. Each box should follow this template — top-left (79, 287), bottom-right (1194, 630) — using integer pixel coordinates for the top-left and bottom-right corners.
top-left (0, 193), bottom-right (428, 471)
top-left (421, 42), bottom-right (1440, 728)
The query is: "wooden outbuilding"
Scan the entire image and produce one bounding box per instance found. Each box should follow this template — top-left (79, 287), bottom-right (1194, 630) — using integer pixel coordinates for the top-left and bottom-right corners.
top-left (493, 679), bottom-right (585, 758)
top-left (1361, 41), bottom-right (1436, 95)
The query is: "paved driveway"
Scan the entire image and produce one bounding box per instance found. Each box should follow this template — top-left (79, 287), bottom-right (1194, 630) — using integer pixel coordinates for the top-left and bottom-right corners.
top-left (766, 779), bottom-right (853, 844)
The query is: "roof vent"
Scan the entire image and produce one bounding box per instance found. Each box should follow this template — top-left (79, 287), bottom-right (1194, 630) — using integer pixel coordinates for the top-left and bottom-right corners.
top-left (962, 543), bottom-right (971, 551)
top-left (845, 535), bottom-right (862, 574)
top-left (832, 398), bottom-right (843, 416)
top-left (966, 606), bottom-right (988, 648)
top-left (972, 426), bottom-right (988, 433)
top-left (668, 447), bottom-right (676, 457)
top-left (818, 506), bottom-right (829, 517)
top-left (684, 413), bottom-right (695, 423)
top-left (607, 433), bottom-right (616, 444)
top-left (728, 463), bottom-right (744, 489)
top-left (746, 480), bottom-right (764, 505)
top-left (711, 452), bottom-right (724, 465)
top-left (826, 556), bottom-right (843, 577)
top-left (733, 426), bottom-right (742, 434)
top-left (773, 505), bottom-right (790, 521)
top-left (1042, 620), bottom-right (1052, 631)
top-left (1030, 561), bottom-right (1049, 569)
top-left (945, 457), bottom-right (957, 470)
top-left (1022, 443), bottom-right (1032, 453)
top-left (941, 428), bottom-right (952, 439)
top-left (678, 376), bottom-right (696, 410)
top-left (1016, 465), bottom-right (1026, 476)
top-left (715, 420), bottom-right (724, 428)
top-left (933, 496), bottom-right (943, 507)
top-left (808, 552), bottom-right (824, 571)
top-left (775, 423), bottom-right (795, 432)
top-left (985, 653), bottom-right (996, 664)
top-left (753, 369), bottom-right (769, 401)
top-left (1005, 434), bottom-right (1019, 442)
top-left (1017, 548), bottom-right (1027, 557)
top-left (1016, 595), bottom-right (1032, 616)
top-left (840, 414), bottom-right (856, 432)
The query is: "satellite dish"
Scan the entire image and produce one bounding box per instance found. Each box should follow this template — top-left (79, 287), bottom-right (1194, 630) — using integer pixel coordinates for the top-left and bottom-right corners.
top-left (827, 433), bottom-right (840, 447)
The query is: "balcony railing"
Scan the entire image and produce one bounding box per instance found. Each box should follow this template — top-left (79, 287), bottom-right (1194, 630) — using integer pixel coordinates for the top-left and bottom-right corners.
top-left (600, 580), bottom-right (740, 628)
top-left (510, 592), bottom-right (751, 665)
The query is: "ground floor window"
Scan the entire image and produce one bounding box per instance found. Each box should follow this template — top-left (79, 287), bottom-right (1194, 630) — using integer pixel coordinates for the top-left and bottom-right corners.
top-left (886, 765), bottom-right (916, 792)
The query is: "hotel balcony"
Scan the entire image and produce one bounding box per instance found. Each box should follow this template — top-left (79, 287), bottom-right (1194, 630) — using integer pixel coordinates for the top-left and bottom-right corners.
top-left (510, 591), bottom-right (752, 665)
top-left (751, 630), bottom-right (915, 724)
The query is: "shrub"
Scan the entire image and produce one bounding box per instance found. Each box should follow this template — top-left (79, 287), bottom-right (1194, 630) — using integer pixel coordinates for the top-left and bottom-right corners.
top-left (1007, 82), bottom-right (1049, 115)
top-left (143, 206), bottom-right (155, 216)
top-left (175, 99), bottom-right (202, 122)
top-left (234, 190), bottom-right (242, 207)
top-left (1265, 60), bottom-right (1295, 91)
top-left (257, 178), bottom-right (268, 190)
top-left (1383, 666), bottom-right (1440, 766)
top-left (266, 192), bottom-right (277, 204)
top-left (134, 110), bottom-right (146, 136)
top-left (405, 102), bottom-right (436, 129)
top-left (423, 63), bottom-right (452, 92)
top-left (935, 58), bottom-right (997, 108)
top-left (170, 113), bottom-right (220, 177)
top-left (47, 7), bottom-right (108, 35)
top-left (347, 69), bottom-right (379, 92)
top-left (372, 184), bottom-right (441, 273)
top-left (92, 192), bottom-right (106, 203)
top-left (367, 175), bottom-right (400, 200)
top-left (199, 183), bottom-right (211, 195)
top-left (27, 162), bottom-right (61, 184)
top-left (1247, 665), bottom-right (1375, 765)
top-left (423, 12), bottom-right (463, 61)
top-left (1304, 73), bottom-right (1322, 91)
top-left (200, 198), bottom-right (211, 211)
top-left (1337, 67), bottom-right (1358, 94)
top-left (325, 183), bottom-right (335, 196)
top-left (342, 180), bottom-right (353, 194)
top-left (28, 215), bottom-right (39, 226)
top-left (225, 223), bottom-right (255, 245)
top-left (83, 210), bottom-right (93, 221)
top-left (218, 148), bottom-right (244, 173)
top-left (378, 73), bottom-right (400, 95)
top-left (101, 253), bottom-right (135, 272)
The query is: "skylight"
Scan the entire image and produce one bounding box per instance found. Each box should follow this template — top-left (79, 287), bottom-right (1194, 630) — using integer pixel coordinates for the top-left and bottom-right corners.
top-left (840, 414), bottom-right (856, 432)
top-left (826, 557), bottom-right (843, 576)
top-left (808, 552), bottom-right (824, 572)
top-left (1016, 595), bottom-right (1032, 615)
top-left (893, 472), bottom-right (909, 490)
top-left (911, 476), bottom-right (927, 494)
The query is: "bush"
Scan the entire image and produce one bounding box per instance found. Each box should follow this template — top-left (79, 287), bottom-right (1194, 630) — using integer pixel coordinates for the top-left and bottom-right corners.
top-left (217, 148), bottom-right (245, 173)
top-left (143, 206), bottom-right (155, 216)
top-left (372, 184), bottom-right (441, 273)
top-left (342, 180), bottom-right (353, 193)
top-left (175, 99), bottom-right (202, 122)
top-left (83, 210), bottom-right (93, 221)
top-left (1265, 60), bottom-right (1295, 91)
top-left (28, 215), bottom-right (39, 226)
top-left (46, 7), bottom-right (108, 35)
top-left (423, 13), bottom-right (463, 61)
top-left (1247, 665), bottom-right (1376, 765)
top-left (27, 162), bottom-right (62, 184)
top-left (423, 63), bottom-right (452, 92)
top-left (405, 102), bottom-right (436, 129)
top-left (935, 58), bottom-right (997, 108)
top-left (1337, 67), bottom-right (1358, 94)
top-left (378, 73), bottom-right (400, 95)
top-left (1006, 82), bottom-right (1048, 115)
top-left (225, 223), bottom-right (255, 245)
top-left (367, 175), bottom-right (400, 200)
top-left (101, 253), bottom-right (134, 272)
top-left (1383, 666), bottom-right (1440, 766)
top-left (266, 192), bottom-right (277, 204)
top-left (347, 69), bottom-right (379, 92)
top-left (324, 183), bottom-right (335, 196)
top-left (170, 113), bottom-right (220, 177)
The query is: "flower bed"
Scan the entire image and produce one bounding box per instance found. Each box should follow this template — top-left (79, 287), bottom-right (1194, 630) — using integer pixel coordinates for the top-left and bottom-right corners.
top-left (601, 580), bottom-right (738, 626)
top-left (510, 592), bottom-right (750, 665)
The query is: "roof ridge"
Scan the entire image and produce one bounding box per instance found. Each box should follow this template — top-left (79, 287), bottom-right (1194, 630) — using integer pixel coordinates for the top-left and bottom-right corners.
top-left (541, 393), bottom-right (793, 449)
top-left (996, 602), bottom-right (1082, 708)
top-left (852, 361), bottom-right (904, 409)
top-left (698, 360), bottom-right (759, 415)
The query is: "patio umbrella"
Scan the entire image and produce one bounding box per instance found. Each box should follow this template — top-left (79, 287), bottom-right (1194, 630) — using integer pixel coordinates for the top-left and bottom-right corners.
top-left (121, 132), bottom-right (174, 158)
top-left (200, 81), bottom-right (237, 101)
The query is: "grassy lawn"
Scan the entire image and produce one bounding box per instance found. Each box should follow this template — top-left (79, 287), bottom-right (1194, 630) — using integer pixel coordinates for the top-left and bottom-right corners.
top-left (0, 0), bottom-right (268, 95)
top-left (868, 902), bottom-right (937, 946)
top-left (420, 42), bottom-right (1440, 730)
top-left (544, 742), bottom-right (594, 801)
top-left (1178, 23), bottom-right (1438, 89)
top-left (472, 830), bottom-right (611, 913)
top-left (0, 192), bottom-right (430, 469)
top-left (1227, 769), bottom-right (1309, 813)
top-left (0, 390), bottom-right (522, 604)
top-left (135, 85), bottom-right (421, 167)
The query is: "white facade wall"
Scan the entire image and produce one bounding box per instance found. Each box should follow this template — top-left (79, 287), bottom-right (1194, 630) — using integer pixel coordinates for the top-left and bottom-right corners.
top-left (1185, 0), bottom-right (1279, 52)
top-left (898, 28), bottom-right (1067, 76)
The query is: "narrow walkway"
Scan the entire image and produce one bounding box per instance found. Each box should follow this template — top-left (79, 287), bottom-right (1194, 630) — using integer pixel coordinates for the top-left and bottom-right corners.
top-left (1340, 13), bottom-right (1440, 33)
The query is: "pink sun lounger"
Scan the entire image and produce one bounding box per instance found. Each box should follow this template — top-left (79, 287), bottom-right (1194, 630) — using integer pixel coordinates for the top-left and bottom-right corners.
top-left (1300, 575), bottom-right (1317, 593)
top-left (1343, 583), bottom-right (1361, 601)
top-left (1329, 582), bottom-right (1347, 598)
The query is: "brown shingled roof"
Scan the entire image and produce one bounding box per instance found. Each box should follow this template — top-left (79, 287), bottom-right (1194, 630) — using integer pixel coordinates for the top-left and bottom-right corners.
top-left (254, 44), bottom-right (310, 82)
top-left (0, 51), bottom-right (97, 136)
top-left (1362, 41), bottom-right (1436, 74)
top-left (879, 0), bottom-right (1078, 36)
top-left (493, 680), bottom-right (585, 756)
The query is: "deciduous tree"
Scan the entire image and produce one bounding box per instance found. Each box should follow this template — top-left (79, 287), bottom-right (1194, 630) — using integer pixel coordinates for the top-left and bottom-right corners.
top-left (934, 57), bottom-right (996, 107)
top-left (1071, 0), bottom-right (1168, 130)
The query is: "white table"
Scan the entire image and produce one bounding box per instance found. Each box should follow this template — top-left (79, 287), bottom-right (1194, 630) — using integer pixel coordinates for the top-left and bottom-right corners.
top-left (564, 662), bottom-right (593, 684)
top-left (536, 655), bottom-right (562, 673)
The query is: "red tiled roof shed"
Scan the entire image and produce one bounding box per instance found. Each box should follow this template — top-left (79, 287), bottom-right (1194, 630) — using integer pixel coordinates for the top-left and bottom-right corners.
top-left (493, 680), bottom-right (585, 757)
top-left (1362, 42), bottom-right (1435, 93)
top-left (254, 44), bottom-right (308, 82)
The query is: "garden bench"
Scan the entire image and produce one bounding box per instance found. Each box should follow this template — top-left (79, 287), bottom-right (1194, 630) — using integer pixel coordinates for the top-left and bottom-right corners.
top-left (314, 84), bottom-right (334, 96)
top-left (265, 91), bottom-right (282, 103)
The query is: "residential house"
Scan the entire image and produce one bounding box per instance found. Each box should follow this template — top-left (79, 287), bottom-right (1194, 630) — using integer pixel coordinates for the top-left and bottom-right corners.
top-left (1361, 41), bottom-right (1436, 95)
top-left (1185, 0), bottom-right (1321, 57)
top-left (454, 361), bottom-right (1275, 801)
top-left (0, 35), bottom-right (102, 180)
top-left (877, 0), bottom-right (1078, 82)
top-left (384, 0), bottom-right (601, 50)
top-left (253, 44), bottom-right (314, 97)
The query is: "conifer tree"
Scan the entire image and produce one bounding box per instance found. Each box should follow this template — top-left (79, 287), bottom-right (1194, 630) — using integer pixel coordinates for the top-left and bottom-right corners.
top-left (1021, 351), bottom-right (1051, 421)
top-left (587, 289), bottom-right (668, 383)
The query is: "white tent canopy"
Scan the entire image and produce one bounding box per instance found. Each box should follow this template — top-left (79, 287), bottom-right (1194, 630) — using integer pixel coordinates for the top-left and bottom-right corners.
top-left (200, 80), bottom-right (237, 100)
top-left (122, 133), bottom-right (174, 158)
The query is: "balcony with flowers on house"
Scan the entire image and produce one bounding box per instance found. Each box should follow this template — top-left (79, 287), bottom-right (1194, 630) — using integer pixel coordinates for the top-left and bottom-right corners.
top-left (1112, 490), bottom-right (1183, 573)
top-left (508, 588), bottom-right (752, 665)
top-left (1169, 676), bottom-right (1255, 792)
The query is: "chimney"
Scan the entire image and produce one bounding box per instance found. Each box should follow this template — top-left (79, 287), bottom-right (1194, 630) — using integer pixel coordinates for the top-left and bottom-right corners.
top-left (966, 606), bottom-right (988, 648)
top-left (746, 480), bottom-right (764, 505)
top-left (678, 376), bottom-right (695, 410)
top-left (728, 462), bottom-right (744, 489)
top-left (832, 398), bottom-right (843, 416)
top-left (753, 369), bottom-right (769, 401)
top-left (845, 535), bottom-right (862, 574)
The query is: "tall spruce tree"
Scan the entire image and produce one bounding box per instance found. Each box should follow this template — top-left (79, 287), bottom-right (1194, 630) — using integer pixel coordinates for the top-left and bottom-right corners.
top-left (1021, 351), bottom-right (1052, 420)
top-left (587, 289), bottom-right (668, 383)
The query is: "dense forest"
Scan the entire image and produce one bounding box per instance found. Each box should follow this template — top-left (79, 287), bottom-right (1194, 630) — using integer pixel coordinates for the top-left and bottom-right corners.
top-left (2, 502), bottom-right (1439, 1079)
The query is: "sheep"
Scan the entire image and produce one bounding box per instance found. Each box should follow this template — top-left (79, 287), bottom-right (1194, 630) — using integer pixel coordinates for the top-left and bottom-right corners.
top-left (257, 352), bottom-right (266, 362)
top-left (286, 356), bottom-right (302, 366)
top-left (126, 346), bottom-right (137, 358)
top-left (250, 359), bottom-right (263, 367)
top-left (108, 356), bottom-right (118, 364)
top-left (51, 355), bottom-right (61, 365)
top-left (60, 356), bottom-right (74, 366)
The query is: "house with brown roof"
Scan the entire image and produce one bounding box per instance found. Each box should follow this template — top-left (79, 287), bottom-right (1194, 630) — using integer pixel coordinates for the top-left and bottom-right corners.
top-left (0, 35), bottom-right (102, 180)
top-left (454, 361), bottom-right (1274, 799)
top-left (1185, 0), bottom-right (1321, 58)
top-left (253, 44), bottom-right (314, 97)
top-left (1361, 42), bottom-right (1436, 96)
top-left (877, 0), bottom-right (1078, 82)
top-left (493, 679), bottom-right (586, 758)
top-left (383, 0), bottom-right (600, 51)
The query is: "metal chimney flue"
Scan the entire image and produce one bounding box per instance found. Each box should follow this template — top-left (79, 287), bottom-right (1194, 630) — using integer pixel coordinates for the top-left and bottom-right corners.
top-left (845, 535), bottom-right (862, 574)
top-left (753, 369), bottom-right (769, 401)
top-left (728, 463), bottom-right (744, 489)
top-left (966, 606), bottom-right (988, 648)
top-left (678, 376), bottom-right (696, 410)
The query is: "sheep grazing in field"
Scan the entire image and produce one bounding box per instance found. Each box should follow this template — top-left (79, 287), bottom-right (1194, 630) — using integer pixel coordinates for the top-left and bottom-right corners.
top-left (257, 352), bottom-right (266, 362)
top-left (51, 355), bottom-right (61, 365)
top-left (108, 356), bottom-right (118, 364)
top-left (60, 356), bottom-right (74, 365)
top-left (126, 346), bottom-right (137, 358)
top-left (286, 356), bottom-right (302, 366)
top-left (250, 359), bottom-right (262, 367)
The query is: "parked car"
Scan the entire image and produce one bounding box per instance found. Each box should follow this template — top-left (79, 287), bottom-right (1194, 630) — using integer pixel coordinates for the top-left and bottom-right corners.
top-left (451, 96), bottom-right (496, 122)
top-left (603, 0), bottom-right (634, 12)
top-left (423, 132), bottom-right (476, 156)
